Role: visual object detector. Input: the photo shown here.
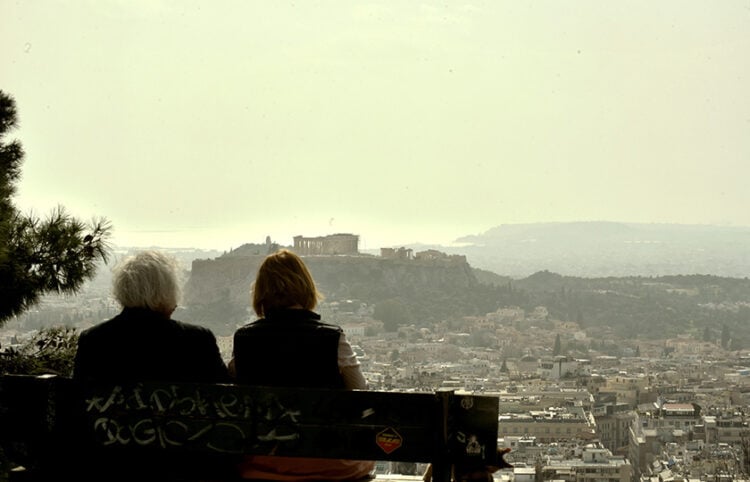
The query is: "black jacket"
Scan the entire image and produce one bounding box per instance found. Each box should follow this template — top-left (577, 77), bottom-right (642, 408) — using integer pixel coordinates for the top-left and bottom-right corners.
top-left (68, 308), bottom-right (232, 481)
top-left (73, 307), bottom-right (229, 383)
top-left (232, 308), bottom-right (345, 389)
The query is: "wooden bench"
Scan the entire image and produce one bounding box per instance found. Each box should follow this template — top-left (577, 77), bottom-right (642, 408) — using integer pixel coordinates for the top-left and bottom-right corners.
top-left (0, 374), bottom-right (502, 481)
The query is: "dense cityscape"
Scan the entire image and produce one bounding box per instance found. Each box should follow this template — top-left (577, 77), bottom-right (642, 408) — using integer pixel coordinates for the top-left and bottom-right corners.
top-left (3, 233), bottom-right (750, 481)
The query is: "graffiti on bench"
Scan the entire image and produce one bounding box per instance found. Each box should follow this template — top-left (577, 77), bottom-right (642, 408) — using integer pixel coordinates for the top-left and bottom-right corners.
top-left (83, 383), bottom-right (302, 454)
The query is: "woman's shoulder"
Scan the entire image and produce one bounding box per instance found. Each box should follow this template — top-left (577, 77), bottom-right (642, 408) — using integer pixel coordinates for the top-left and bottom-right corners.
top-left (317, 319), bottom-right (344, 332)
top-left (170, 318), bottom-right (217, 339)
top-left (233, 318), bottom-right (266, 335)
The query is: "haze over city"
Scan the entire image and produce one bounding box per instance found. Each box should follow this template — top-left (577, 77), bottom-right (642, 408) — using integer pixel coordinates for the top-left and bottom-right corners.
top-left (2, 1), bottom-right (749, 251)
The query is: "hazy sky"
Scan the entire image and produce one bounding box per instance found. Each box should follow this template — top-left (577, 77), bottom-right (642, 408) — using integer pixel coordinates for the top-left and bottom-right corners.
top-left (2, 1), bottom-right (748, 251)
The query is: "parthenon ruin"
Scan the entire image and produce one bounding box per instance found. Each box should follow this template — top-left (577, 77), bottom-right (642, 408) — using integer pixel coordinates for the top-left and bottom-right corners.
top-left (292, 233), bottom-right (359, 256)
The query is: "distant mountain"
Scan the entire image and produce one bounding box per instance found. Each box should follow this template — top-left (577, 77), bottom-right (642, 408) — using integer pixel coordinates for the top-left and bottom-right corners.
top-left (404, 222), bottom-right (750, 279)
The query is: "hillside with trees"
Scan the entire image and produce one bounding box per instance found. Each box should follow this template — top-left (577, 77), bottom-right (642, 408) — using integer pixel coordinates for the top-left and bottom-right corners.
top-left (183, 250), bottom-right (750, 347)
top-left (511, 271), bottom-right (750, 347)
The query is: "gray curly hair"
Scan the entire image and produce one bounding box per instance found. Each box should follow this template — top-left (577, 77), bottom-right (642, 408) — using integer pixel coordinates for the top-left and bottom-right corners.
top-left (112, 250), bottom-right (182, 314)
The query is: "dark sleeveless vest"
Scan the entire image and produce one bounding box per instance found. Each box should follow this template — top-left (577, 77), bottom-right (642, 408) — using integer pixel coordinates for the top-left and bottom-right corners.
top-left (232, 308), bottom-right (345, 389)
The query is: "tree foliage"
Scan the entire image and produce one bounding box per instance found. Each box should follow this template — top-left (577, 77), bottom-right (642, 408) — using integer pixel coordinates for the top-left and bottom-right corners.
top-left (552, 333), bottom-right (562, 356)
top-left (373, 298), bottom-right (411, 332)
top-left (0, 326), bottom-right (79, 376)
top-left (0, 90), bottom-right (112, 325)
top-left (722, 324), bottom-right (731, 350)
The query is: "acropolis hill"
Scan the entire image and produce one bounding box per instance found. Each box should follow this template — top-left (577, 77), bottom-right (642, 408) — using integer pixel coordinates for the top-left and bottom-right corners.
top-left (184, 233), bottom-right (479, 329)
top-left (180, 231), bottom-right (750, 349)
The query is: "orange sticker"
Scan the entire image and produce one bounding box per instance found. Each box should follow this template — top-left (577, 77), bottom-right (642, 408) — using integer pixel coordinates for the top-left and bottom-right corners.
top-left (376, 427), bottom-right (403, 454)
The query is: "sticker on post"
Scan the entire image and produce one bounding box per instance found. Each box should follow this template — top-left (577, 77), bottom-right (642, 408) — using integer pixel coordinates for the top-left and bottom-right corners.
top-left (376, 427), bottom-right (403, 454)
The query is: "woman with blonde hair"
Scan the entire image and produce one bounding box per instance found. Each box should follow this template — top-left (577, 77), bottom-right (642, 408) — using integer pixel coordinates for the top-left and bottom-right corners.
top-left (231, 248), bottom-right (374, 480)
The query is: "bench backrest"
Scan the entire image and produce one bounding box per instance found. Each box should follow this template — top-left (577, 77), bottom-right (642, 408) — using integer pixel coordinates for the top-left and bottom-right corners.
top-left (0, 374), bottom-right (499, 481)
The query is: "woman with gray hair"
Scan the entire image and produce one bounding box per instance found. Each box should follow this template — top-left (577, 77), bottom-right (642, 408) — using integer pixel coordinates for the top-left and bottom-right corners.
top-left (73, 249), bottom-right (228, 383)
top-left (72, 250), bottom-right (231, 480)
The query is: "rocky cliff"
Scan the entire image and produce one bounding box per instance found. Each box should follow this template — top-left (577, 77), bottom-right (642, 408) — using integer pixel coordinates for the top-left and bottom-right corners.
top-left (184, 253), bottom-right (479, 310)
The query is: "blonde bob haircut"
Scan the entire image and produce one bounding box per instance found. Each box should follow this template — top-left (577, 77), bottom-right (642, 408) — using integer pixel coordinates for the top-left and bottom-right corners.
top-left (252, 249), bottom-right (323, 317)
top-left (112, 250), bottom-right (182, 315)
